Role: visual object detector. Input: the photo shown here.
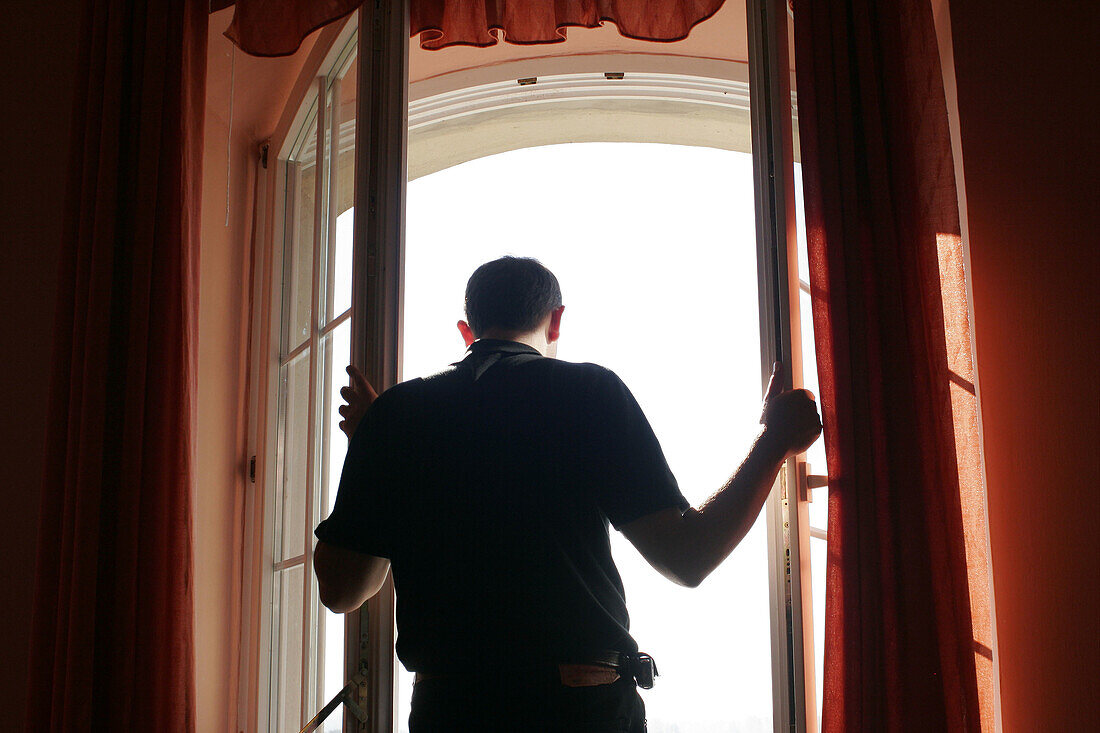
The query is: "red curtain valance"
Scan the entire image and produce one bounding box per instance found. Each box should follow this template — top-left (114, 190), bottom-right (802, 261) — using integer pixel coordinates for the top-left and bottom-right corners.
top-left (214, 0), bottom-right (726, 57)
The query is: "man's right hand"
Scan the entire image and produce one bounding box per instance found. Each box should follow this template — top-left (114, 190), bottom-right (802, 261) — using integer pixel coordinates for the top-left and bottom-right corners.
top-left (338, 365), bottom-right (379, 439)
top-left (759, 361), bottom-right (823, 459)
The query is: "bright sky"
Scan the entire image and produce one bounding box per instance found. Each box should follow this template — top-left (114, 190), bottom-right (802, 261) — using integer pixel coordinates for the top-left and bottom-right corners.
top-left (316, 141), bottom-right (827, 732)
top-left (399, 142), bottom-right (772, 732)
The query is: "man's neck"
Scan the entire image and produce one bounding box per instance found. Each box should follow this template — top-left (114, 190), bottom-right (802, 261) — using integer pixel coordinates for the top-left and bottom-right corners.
top-left (476, 330), bottom-right (548, 355)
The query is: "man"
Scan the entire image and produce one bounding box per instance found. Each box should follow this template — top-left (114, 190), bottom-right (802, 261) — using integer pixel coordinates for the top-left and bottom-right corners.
top-left (314, 256), bottom-right (822, 732)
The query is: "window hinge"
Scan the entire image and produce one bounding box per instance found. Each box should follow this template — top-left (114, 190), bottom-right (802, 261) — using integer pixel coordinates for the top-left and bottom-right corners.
top-left (249, 455), bottom-right (256, 483)
top-left (517, 77), bottom-right (537, 86)
top-left (604, 72), bottom-right (625, 80)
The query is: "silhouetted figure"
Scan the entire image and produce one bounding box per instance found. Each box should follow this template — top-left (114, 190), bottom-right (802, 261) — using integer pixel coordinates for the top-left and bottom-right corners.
top-left (314, 256), bottom-right (821, 732)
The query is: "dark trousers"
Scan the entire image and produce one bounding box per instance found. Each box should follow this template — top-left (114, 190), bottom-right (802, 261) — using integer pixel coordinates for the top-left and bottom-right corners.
top-left (408, 669), bottom-right (646, 732)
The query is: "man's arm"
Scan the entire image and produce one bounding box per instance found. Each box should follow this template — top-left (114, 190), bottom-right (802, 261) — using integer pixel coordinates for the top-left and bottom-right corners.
top-left (315, 365), bottom-right (390, 614)
top-left (314, 541), bottom-right (391, 613)
top-left (621, 363), bottom-right (821, 588)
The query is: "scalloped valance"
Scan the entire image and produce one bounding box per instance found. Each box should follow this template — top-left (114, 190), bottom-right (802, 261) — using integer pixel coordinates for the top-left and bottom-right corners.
top-left (213, 0), bottom-right (726, 57)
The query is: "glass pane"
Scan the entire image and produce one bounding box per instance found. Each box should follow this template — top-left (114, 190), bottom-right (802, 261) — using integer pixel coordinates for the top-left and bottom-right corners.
top-left (403, 143), bottom-right (772, 732)
top-left (278, 351), bottom-right (310, 560)
top-left (284, 112), bottom-right (319, 353)
top-left (795, 163), bottom-right (810, 287)
top-left (318, 607), bottom-right (345, 733)
top-left (272, 564), bottom-right (305, 733)
top-left (320, 319), bottom-right (352, 520)
top-left (810, 536), bottom-right (827, 724)
top-left (329, 57), bottom-right (356, 321)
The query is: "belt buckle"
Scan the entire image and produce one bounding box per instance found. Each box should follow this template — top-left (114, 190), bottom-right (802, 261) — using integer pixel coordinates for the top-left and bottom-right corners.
top-left (631, 652), bottom-right (658, 689)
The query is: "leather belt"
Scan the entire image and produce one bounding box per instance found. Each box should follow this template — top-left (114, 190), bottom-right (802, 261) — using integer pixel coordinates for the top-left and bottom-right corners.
top-left (412, 651), bottom-right (658, 689)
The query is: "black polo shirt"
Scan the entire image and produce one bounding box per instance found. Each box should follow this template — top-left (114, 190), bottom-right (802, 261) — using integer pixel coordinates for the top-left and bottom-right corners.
top-left (314, 339), bottom-right (689, 673)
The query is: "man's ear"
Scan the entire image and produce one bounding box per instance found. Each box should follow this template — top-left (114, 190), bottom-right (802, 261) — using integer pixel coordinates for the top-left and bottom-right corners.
top-left (457, 320), bottom-right (476, 347)
top-left (547, 306), bottom-right (565, 343)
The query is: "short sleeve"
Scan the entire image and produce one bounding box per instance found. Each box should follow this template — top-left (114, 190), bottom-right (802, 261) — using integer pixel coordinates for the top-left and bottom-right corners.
top-left (587, 369), bottom-right (689, 529)
top-left (314, 389), bottom-right (404, 558)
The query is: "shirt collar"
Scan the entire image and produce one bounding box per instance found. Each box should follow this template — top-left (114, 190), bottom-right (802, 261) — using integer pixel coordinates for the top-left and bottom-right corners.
top-left (466, 338), bottom-right (542, 357)
top-left (451, 339), bottom-right (543, 381)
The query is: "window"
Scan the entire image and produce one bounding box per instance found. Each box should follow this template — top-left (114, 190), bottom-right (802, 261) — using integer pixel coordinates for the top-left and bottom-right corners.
top-left (265, 26), bottom-right (358, 733)
top-left (257, 2), bottom-right (825, 731)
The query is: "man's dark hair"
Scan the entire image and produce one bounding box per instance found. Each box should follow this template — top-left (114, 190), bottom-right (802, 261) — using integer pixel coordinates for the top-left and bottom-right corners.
top-left (464, 256), bottom-right (563, 337)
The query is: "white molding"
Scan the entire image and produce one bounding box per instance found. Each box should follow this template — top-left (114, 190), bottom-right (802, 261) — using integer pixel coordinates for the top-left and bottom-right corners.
top-left (410, 72), bottom-right (751, 130)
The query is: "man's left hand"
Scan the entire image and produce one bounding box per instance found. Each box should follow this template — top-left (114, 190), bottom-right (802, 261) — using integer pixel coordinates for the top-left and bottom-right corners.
top-left (338, 365), bottom-right (379, 438)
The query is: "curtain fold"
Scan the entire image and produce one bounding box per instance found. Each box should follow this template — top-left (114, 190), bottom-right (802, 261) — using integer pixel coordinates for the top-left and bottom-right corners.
top-left (793, 0), bottom-right (986, 730)
top-left (24, 0), bottom-right (207, 730)
top-left (217, 0), bottom-right (726, 57)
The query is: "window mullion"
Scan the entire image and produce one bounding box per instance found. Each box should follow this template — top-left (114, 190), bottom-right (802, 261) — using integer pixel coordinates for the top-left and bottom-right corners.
top-left (282, 336), bottom-right (311, 366)
top-left (320, 308), bottom-right (351, 338)
top-left (300, 75), bottom-right (328, 732)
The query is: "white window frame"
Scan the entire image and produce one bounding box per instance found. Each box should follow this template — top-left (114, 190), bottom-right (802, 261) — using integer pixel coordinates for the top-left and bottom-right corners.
top-left (254, 18), bottom-right (361, 733)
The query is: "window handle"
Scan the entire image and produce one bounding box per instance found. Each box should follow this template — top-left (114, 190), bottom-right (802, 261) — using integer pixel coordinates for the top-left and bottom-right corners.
top-left (796, 460), bottom-right (828, 503)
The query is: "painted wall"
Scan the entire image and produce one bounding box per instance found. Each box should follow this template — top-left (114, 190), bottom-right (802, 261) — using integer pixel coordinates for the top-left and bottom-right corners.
top-left (0, 0), bottom-right (81, 721)
top-left (196, 17), bottom-right (254, 731)
top-left (947, 1), bottom-right (1100, 729)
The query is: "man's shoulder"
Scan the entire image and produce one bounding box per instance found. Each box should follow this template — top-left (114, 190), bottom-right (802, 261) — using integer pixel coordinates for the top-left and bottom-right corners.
top-left (536, 357), bottom-right (611, 375)
top-left (551, 359), bottom-right (624, 385)
top-left (521, 357), bottom-right (622, 388)
top-left (377, 359), bottom-right (620, 399)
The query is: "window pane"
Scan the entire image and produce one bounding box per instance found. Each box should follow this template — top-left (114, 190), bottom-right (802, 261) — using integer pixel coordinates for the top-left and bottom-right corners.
top-left (272, 564), bottom-right (305, 733)
top-left (278, 352), bottom-right (310, 561)
top-left (795, 163), bottom-right (810, 287)
top-left (329, 57), bottom-right (356, 321)
top-left (402, 143), bottom-right (772, 732)
top-left (284, 112), bottom-right (319, 353)
top-left (317, 607), bottom-right (345, 733)
top-left (320, 319), bottom-right (352, 520)
top-left (810, 535), bottom-right (827, 724)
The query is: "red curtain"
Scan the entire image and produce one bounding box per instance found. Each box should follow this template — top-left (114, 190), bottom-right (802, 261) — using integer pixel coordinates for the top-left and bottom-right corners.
top-left (215, 0), bottom-right (726, 57)
top-left (793, 0), bottom-right (985, 730)
top-left (24, 0), bottom-right (207, 730)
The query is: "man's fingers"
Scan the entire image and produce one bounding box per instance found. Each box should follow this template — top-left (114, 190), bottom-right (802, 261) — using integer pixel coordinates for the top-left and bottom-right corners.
top-left (346, 365), bottom-right (378, 399)
top-left (765, 361), bottom-right (785, 398)
top-left (346, 365), bottom-right (367, 390)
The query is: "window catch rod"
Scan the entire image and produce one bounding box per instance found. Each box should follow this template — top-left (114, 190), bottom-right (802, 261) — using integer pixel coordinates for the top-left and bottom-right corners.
top-left (299, 673), bottom-right (369, 733)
